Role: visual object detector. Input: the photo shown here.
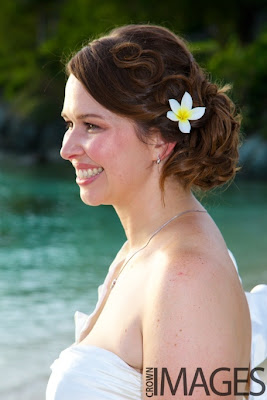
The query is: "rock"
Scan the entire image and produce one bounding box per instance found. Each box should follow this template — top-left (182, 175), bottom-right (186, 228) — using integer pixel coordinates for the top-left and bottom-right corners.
top-left (239, 135), bottom-right (267, 179)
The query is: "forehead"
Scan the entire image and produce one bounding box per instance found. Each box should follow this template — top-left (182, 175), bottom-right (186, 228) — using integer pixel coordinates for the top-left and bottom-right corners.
top-left (63, 74), bottom-right (116, 121)
top-left (64, 74), bottom-right (89, 98)
top-left (62, 75), bottom-right (140, 135)
top-left (63, 74), bottom-right (101, 112)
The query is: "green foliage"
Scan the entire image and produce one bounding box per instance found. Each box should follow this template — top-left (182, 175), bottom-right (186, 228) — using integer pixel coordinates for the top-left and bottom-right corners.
top-left (0, 0), bottom-right (64, 122)
top-left (0, 0), bottom-right (266, 141)
top-left (192, 29), bottom-right (267, 137)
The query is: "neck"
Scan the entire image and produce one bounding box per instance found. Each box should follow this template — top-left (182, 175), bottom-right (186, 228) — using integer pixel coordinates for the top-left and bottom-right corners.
top-left (113, 178), bottom-right (203, 252)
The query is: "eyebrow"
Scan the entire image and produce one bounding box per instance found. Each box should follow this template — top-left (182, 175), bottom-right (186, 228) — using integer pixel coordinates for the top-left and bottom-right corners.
top-left (61, 112), bottom-right (104, 120)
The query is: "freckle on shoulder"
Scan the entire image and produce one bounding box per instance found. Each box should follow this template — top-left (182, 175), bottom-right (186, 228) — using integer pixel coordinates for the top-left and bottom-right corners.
top-left (164, 250), bottom-right (221, 288)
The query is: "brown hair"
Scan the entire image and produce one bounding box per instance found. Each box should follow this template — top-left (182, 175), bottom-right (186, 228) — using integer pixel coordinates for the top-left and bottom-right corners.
top-left (66, 24), bottom-right (241, 191)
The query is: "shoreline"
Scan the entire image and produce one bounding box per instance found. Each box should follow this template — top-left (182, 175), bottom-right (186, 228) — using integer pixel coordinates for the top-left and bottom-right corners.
top-left (1, 133), bottom-right (267, 181)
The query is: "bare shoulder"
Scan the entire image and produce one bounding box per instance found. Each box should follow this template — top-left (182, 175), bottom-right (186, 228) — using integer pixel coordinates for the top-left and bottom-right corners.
top-left (142, 243), bottom-right (251, 399)
top-left (143, 211), bottom-right (249, 319)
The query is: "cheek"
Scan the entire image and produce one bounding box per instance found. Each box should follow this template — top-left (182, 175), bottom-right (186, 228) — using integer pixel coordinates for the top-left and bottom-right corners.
top-left (83, 136), bottom-right (111, 165)
top-left (85, 135), bottom-right (125, 165)
top-left (84, 134), bottom-right (150, 183)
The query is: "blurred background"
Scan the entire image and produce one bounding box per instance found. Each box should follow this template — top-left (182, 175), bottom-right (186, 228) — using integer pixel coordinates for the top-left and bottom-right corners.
top-left (0, 0), bottom-right (266, 399)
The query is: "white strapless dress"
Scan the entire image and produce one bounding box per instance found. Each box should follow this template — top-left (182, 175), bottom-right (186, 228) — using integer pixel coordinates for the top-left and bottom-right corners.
top-left (46, 345), bottom-right (142, 400)
top-left (46, 252), bottom-right (267, 400)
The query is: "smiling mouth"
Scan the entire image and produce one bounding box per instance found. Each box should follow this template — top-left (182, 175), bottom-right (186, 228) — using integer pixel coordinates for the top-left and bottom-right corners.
top-left (76, 167), bottom-right (104, 179)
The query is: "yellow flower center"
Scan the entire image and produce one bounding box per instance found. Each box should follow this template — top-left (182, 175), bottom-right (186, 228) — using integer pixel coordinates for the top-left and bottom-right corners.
top-left (176, 108), bottom-right (191, 122)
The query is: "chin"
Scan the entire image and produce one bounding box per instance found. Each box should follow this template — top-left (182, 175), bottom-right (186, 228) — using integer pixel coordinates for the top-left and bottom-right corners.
top-left (79, 187), bottom-right (111, 207)
top-left (80, 194), bottom-right (102, 207)
top-left (79, 185), bottom-right (120, 207)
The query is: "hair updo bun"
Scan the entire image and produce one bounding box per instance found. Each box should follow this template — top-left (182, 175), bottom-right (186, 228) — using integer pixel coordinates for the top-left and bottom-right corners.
top-left (67, 24), bottom-right (241, 191)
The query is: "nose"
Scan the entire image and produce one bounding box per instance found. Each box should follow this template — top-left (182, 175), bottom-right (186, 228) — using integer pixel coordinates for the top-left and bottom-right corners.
top-left (60, 129), bottom-right (84, 161)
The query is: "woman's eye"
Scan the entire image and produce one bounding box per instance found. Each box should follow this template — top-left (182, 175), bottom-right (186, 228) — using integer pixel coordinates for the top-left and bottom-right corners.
top-left (63, 121), bottom-right (100, 133)
top-left (85, 123), bottom-right (99, 132)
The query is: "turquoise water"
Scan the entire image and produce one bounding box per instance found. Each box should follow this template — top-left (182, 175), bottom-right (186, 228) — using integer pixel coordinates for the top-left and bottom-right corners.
top-left (0, 162), bottom-right (266, 399)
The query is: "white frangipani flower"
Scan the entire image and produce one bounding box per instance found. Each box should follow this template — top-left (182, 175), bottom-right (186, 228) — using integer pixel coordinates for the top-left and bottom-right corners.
top-left (166, 92), bottom-right (206, 133)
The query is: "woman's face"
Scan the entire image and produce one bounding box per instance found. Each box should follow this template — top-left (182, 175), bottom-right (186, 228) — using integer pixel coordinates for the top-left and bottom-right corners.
top-left (60, 74), bottom-right (155, 207)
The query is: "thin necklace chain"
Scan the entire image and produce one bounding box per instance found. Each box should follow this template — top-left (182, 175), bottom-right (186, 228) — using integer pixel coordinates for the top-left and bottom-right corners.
top-left (110, 209), bottom-right (207, 289)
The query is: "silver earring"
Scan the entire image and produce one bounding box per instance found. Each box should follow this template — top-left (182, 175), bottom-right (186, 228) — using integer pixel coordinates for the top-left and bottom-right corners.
top-left (156, 155), bottom-right (161, 164)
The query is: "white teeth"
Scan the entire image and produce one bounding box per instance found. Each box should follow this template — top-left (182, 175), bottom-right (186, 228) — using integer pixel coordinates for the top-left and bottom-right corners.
top-left (76, 167), bottom-right (103, 179)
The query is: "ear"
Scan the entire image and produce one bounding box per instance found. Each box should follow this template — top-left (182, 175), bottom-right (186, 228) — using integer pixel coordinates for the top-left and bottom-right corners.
top-left (148, 128), bottom-right (176, 161)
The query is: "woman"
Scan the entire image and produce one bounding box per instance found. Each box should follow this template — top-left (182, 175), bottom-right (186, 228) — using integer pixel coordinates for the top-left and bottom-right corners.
top-left (46, 25), bottom-right (266, 400)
